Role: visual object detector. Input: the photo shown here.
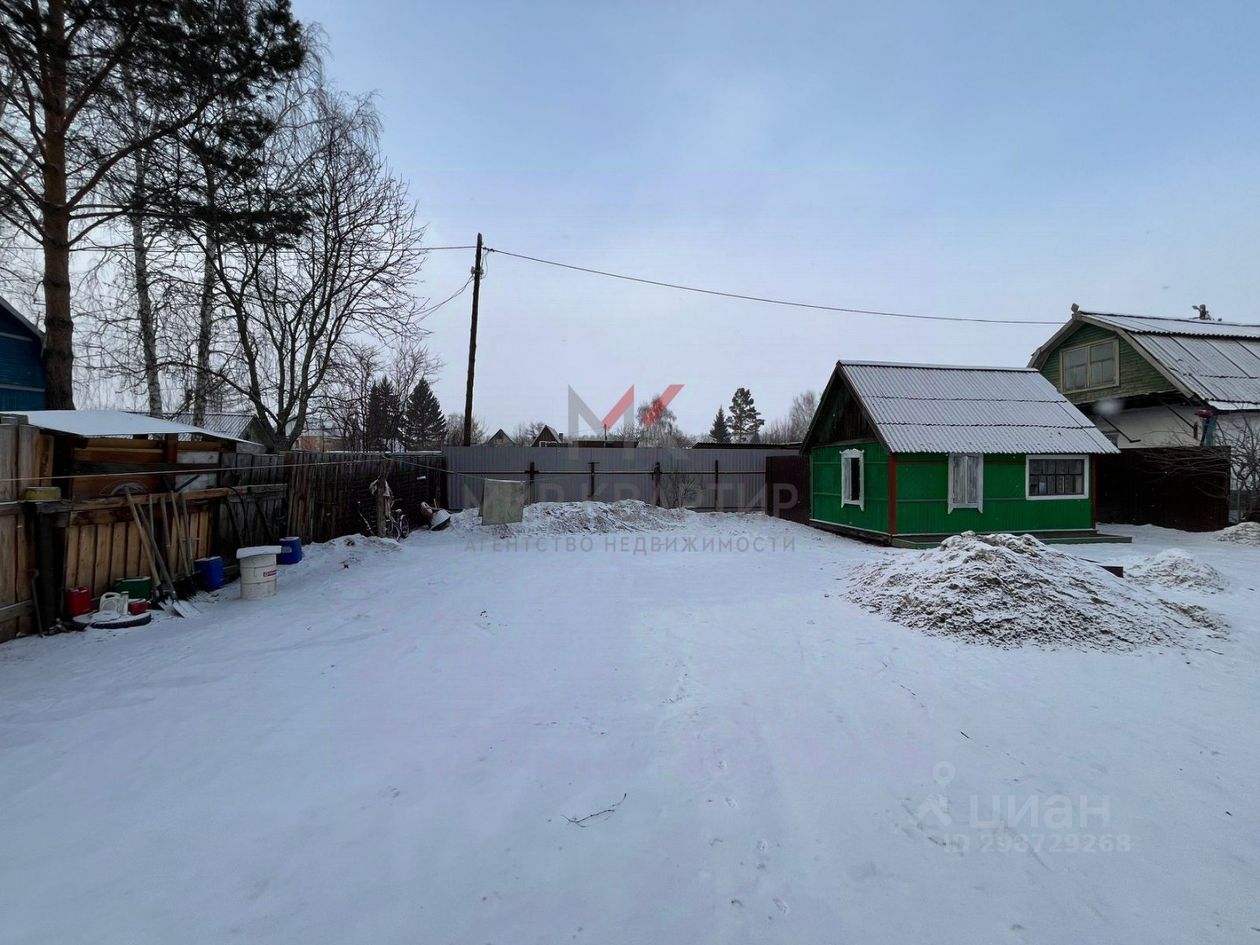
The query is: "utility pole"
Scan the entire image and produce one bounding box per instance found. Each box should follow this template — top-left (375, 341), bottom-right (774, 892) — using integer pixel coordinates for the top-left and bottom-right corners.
top-left (463, 233), bottom-right (484, 446)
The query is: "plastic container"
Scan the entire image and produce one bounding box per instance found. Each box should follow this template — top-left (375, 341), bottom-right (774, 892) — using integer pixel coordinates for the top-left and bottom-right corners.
top-left (114, 576), bottom-right (153, 600)
top-left (195, 556), bottom-right (226, 591)
top-left (65, 586), bottom-right (92, 617)
top-left (277, 536), bottom-right (303, 565)
top-left (237, 546), bottom-right (281, 600)
top-left (127, 599), bottom-right (149, 616)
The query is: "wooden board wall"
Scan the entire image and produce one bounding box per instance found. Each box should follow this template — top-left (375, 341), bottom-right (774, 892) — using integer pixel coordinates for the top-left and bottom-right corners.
top-left (0, 423), bottom-right (42, 641)
top-left (63, 505), bottom-right (214, 601)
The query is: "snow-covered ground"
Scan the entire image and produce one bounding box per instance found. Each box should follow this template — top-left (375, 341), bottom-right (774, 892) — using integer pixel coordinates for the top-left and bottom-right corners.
top-left (1, 513), bottom-right (1257, 944)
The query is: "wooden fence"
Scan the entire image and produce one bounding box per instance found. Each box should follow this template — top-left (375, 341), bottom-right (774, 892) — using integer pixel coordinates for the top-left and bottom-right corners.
top-left (0, 438), bottom-right (444, 643)
top-left (0, 423), bottom-right (45, 639)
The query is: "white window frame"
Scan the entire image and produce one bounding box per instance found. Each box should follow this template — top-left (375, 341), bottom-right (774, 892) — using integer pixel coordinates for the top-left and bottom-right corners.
top-left (1059, 339), bottom-right (1119, 393)
top-left (840, 448), bottom-right (865, 510)
top-left (1026, 454), bottom-right (1090, 500)
top-left (947, 453), bottom-right (984, 513)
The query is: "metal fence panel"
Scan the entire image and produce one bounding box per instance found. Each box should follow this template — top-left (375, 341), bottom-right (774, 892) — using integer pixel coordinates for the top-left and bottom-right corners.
top-left (440, 445), bottom-right (798, 512)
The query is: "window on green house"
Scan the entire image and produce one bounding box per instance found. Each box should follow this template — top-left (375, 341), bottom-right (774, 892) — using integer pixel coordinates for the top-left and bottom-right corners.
top-left (841, 448), bottom-right (864, 510)
top-left (1060, 339), bottom-right (1118, 391)
top-left (948, 453), bottom-right (983, 512)
top-left (1027, 456), bottom-right (1087, 498)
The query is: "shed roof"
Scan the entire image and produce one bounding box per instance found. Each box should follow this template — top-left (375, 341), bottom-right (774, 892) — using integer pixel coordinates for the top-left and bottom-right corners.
top-left (815, 360), bottom-right (1117, 455)
top-left (1, 409), bottom-right (252, 441)
top-left (1028, 311), bottom-right (1260, 410)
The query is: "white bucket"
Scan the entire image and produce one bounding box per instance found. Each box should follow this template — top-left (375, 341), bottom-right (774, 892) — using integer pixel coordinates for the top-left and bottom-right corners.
top-left (237, 545), bottom-right (282, 600)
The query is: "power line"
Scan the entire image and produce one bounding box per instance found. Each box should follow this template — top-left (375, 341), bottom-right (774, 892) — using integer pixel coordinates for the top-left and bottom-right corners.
top-left (485, 247), bottom-right (1063, 326)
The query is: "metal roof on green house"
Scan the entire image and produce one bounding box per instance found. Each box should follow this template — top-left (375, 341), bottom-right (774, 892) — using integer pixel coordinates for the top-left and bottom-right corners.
top-left (812, 360), bottom-right (1118, 455)
top-left (1029, 310), bottom-right (1260, 411)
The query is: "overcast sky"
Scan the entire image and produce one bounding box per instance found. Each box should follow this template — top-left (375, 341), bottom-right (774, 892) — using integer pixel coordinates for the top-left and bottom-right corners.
top-left (294, 0), bottom-right (1260, 436)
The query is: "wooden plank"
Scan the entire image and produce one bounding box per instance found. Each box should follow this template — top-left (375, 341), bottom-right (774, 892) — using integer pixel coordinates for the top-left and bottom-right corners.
top-left (13, 499), bottom-right (32, 636)
top-left (64, 523), bottom-right (81, 592)
top-left (110, 520), bottom-right (128, 586)
top-left (15, 425), bottom-right (39, 490)
top-left (93, 522), bottom-right (113, 597)
top-left (0, 515), bottom-right (16, 624)
top-left (0, 425), bottom-right (16, 503)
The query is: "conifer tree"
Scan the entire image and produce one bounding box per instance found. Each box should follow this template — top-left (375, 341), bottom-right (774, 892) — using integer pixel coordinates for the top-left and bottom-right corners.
top-left (708, 406), bottom-right (731, 444)
top-left (403, 379), bottom-right (446, 449)
top-left (728, 387), bottom-right (764, 442)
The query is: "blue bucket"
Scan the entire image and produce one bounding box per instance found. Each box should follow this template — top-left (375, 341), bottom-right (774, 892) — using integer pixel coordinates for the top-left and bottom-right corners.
top-left (278, 536), bottom-right (304, 565)
top-left (195, 556), bottom-right (226, 591)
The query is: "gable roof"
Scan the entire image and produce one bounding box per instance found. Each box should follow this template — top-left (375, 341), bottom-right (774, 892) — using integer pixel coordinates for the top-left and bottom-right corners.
top-left (0, 294), bottom-right (43, 343)
top-left (1029, 310), bottom-right (1260, 410)
top-left (806, 360), bottom-right (1117, 455)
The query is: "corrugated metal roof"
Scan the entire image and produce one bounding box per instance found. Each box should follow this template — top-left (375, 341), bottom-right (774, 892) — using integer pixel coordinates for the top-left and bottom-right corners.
top-left (1080, 312), bottom-right (1260, 339)
top-left (168, 411), bottom-right (257, 440)
top-left (1029, 311), bottom-right (1260, 410)
top-left (1126, 335), bottom-right (1260, 409)
top-left (840, 361), bottom-right (1117, 455)
top-left (1, 409), bottom-right (253, 441)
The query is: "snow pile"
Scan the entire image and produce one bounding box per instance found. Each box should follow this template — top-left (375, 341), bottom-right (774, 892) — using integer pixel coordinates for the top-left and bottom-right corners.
top-left (452, 500), bottom-right (690, 536)
top-left (848, 531), bottom-right (1217, 649)
top-left (1128, 549), bottom-right (1225, 592)
top-left (303, 533), bottom-right (402, 569)
top-left (1216, 522), bottom-right (1260, 546)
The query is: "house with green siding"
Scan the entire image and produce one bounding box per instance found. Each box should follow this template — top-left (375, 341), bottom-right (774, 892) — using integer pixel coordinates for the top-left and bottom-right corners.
top-left (802, 360), bottom-right (1120, 546)
top-left (1028, 307), bottom-right (1260, 449)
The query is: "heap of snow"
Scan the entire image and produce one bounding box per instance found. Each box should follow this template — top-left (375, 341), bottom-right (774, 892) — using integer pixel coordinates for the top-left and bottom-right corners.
top-left (303, 534), bottom-right (402, 569)
top-left (1216, 522), bottom-right (1260, 546)
top-left (848, 531), bottom-right (1218, 649)
top-left (452, 500), bottom-right (690, 536)
top-left (1128, 549), bottom-right (1225, 592)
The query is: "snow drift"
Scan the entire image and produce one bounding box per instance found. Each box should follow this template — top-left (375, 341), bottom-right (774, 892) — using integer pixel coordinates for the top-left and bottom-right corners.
top-left (1128, 549), bottom-right (1226, 592)
top-left (1216, 521), bottom-right (1260, 546)
top-left (451, 499), bottom-right (690, 536)
top-left (848, 532), bottom-right (1219, 649)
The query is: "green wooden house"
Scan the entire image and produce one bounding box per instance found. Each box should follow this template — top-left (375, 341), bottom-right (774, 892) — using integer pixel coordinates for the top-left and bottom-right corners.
top-left (801, 360), bottom-right (1120, 546)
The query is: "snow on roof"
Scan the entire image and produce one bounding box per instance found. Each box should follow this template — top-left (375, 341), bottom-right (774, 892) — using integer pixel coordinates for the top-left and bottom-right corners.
top-left (1030, 311), bottom-right (1260, 410)
top-left (1, 409), bottom-right (253, 441)
top-left (838, 360), bottom-right (1118, 455)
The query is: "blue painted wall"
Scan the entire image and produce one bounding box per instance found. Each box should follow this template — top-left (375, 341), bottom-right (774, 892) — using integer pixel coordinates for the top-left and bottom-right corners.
top-left (0, 300), bottom-right (46, 410)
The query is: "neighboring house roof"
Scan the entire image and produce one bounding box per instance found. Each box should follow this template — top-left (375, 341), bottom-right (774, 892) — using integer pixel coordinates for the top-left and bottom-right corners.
top-left (1, 409), bottom-right (253, 441)
top-left (169, 411), bottom-right (259, 440)
top-left (0, 294), bottom-right (44, 343)
top-left (530, 424), bottom-right (563, 446)
top-left (1029, 311), bottom-right (1260, 411)
top-left (808, 360), bottom-right (1118, 455)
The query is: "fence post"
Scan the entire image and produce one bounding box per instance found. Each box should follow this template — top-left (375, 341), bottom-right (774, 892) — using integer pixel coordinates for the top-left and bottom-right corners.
top-left (528, 461), bottom-right (536, 505)
top-left (375, 459), bottom-right (390, 536)
top-left (714, 459), bottom-right (721, 512)
top-left (588, 461), bottom-right (597, 500)
top-left (652, 462), bottom-right (662, 506)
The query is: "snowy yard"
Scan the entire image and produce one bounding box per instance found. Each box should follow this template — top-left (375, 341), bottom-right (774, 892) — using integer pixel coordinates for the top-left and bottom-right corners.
top-left (2, 510), bottom-right (1258, 944)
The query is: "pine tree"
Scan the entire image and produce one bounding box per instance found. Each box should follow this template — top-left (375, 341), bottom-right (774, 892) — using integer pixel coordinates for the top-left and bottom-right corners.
top-left (365, 379), bottom-right (402, 451)
top-left (402, 379), bottom-right (446, 449)
top-left (708, 407), bottom-right (731, 444)
top-left (728, 387), bottom-right (764, 442)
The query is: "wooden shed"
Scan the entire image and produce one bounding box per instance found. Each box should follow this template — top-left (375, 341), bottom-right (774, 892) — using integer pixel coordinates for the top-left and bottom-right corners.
top-left (801, 361), bottom-right (1122, 546)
